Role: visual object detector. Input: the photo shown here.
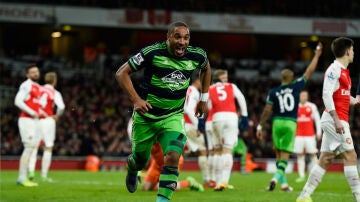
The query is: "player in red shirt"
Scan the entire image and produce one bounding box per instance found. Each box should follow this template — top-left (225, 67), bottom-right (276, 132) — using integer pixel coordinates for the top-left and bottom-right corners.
top-left (208, 69), bottom-right (248, 191)
top-left (28, 72), bottom-right (65, 182)
top-left (294, 90), bottom-right (321, 183)
top-left (184, 77), bottom-right (212, 187)
top-left (14, 64), bottom-right (42, 187)
top-left (204, 107), bottom-right (217, 187)
top-left (297, 37), bottom-right (360, 202)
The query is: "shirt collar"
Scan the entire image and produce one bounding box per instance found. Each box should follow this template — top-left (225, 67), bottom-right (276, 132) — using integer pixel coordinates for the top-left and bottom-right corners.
top-left (334, 60), bottom-right (347, 69)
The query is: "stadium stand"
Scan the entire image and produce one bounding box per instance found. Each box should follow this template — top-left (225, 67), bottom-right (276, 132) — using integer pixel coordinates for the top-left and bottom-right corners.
top-left (1, 0), bottom-right (359, 18)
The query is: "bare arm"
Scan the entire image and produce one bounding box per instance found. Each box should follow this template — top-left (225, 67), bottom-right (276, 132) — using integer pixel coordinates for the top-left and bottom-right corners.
top-left (115, 63), bottom-right (152, 115)
top-left (199, 62), bottom-right (211, 94)
top-left (256, 104), bottom-right (273, 140)
top-left (303, 42), bottom-right (323, 80)
top-left (350, 96), bottom-right (358, 106)
top-left (196, 62), bottom-right (211, 118)
top-left (329, 110), bottom-right (344, 134)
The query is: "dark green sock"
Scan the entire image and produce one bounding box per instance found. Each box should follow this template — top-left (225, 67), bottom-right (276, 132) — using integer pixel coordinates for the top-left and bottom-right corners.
top-left (277, 160), bottom-right (288, 184)
top-left (158, 166), bottom-right (178, 200)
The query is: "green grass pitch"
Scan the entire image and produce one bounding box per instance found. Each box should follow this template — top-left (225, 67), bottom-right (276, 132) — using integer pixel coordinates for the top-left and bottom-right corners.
top-left (0, 170), bottom-right (354, 202)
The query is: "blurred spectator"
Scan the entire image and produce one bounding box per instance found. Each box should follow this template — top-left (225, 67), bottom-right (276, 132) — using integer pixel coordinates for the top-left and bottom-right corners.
top-left (1, 52), bottom-right (359, 159)
top-left (2, 0), bottom-right (359, 18)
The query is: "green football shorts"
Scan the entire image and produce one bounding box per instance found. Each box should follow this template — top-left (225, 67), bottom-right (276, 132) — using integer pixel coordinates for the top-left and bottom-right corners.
top-left (132, 112), bottom-right (187, 155)
top-left (272, 118), bottom-right (297, 153)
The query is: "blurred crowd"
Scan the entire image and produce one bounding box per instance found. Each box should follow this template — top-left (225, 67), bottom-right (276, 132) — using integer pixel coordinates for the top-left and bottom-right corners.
top-left (3, 0), bottom-right (359, 18)
top-left (2, 52), bottom-right (360, 159)
top-left (1, 60), bottom-right (134, 157)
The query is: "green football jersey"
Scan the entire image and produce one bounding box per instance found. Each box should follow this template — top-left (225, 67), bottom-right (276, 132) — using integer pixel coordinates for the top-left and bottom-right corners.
top-left (128, 41), bottom-right (208, 120)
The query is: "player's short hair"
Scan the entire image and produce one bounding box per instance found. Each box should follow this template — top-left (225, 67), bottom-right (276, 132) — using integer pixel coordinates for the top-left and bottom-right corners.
top-left (167, 21), bottom-right (189, 35)
top-left (213, 69), bottom-right (227, 79)
top-left (281, 68), bottom-right (294, 81)
top-left (26, 63), bottom-right (38, 73)
top-left (44, 72), bottom-right (57, 84)
top-left (331, 37), bottom-right (354, 58)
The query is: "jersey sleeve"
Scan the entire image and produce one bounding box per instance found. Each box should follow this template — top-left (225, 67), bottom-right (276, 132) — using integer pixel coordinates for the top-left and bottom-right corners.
top-left (54, 90), bottom-right (65, 116)
top-left (184, 89), bottom-right (199, 126)
top-left (199, 49), bottom-right (208, 69)
top-left (232, 84), bottom-right (248, 116)
top-left (266, 90), bottom-right (275, 105)
top-left (191, 47), bottom-right (208, 69)
top-left (310, 102), bottom-right (321, 135)
top-left (295, 76), bottom-right (307, 91)
top-left (14, 82), bottom-right (37, 116)
top-left (127, 48), bottom-right (151, 72)
top-left (322, 65), bottom-right (340, 112)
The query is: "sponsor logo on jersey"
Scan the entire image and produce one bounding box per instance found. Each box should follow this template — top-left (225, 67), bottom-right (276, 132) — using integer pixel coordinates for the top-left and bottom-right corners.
top-left (297, 115), bottom-right (311, 122)
top-left (346, 137), bottom-right (352, 144)
top-left (162, 70), bottom-right (187, 91)
top-left (341, 89), bottom-right (350, 95)
top-left (132, 53), bottom-right (144, 65)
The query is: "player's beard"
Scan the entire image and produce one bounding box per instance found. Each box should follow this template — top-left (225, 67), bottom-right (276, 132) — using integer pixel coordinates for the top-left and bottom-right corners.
top-left (30, 76), bottom-right (39, 82)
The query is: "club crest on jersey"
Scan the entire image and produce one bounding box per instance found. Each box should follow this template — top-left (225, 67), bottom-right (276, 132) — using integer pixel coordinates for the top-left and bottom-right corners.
top-left (162, 70), bottom-right (187, 91)
top-left (132, 53), bottom-right (144, 65)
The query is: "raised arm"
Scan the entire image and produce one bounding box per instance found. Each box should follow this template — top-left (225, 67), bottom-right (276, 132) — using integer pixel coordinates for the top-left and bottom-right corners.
top-left (303, 42), bottom-right (323, 80)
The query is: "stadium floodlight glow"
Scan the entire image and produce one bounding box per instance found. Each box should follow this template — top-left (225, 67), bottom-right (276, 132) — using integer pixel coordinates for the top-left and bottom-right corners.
top-left (310, 35), bottom-right (319, 42)
top-left (51, 31), bottom-right (62, 38)
top-left (63, 25), bottom-right (72, 31)
top-left (300, 42), bottom-right (307, 48)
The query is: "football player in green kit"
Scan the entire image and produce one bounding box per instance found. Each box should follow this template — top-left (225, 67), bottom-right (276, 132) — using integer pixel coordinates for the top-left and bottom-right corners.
top-left (116, 21), bottom-right (211, 202)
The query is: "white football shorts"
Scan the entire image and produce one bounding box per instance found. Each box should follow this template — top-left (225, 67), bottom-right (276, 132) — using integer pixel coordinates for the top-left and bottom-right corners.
top-left (39, 117), bottom-right (56, 147)
top-left (320, 120), bottom-right (354, 155)
top-left (293, 136), bottom-right (318, 154)
top-left (212, 118), bottom-right (238, 150)
top-left (185, 123), bottom-right (206, 152)
top-left (18, 117), bottom-right (40, 147)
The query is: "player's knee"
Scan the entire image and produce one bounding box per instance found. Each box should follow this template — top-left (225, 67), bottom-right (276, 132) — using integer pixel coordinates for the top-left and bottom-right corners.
top-left (319, 154), bottom-right (334, 168)
top-left (141, 181), bottom-right (155, 191)
top-left (344, 151), bottom-right (357, 164)
top-left (198, 150), bottom-right (207, 156)
top-left (128, 153), bottom-right (149, 170)
top-left (164, 151), bottom-right (180, 166)
top-left (44, 147), bottom-right (53, 152)
top-left (222, 145), bottom-right (233, 154)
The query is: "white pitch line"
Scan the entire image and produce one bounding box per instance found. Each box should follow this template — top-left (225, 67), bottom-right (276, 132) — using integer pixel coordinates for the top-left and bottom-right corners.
top-left (256, 188), bottom-right (352, 198)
